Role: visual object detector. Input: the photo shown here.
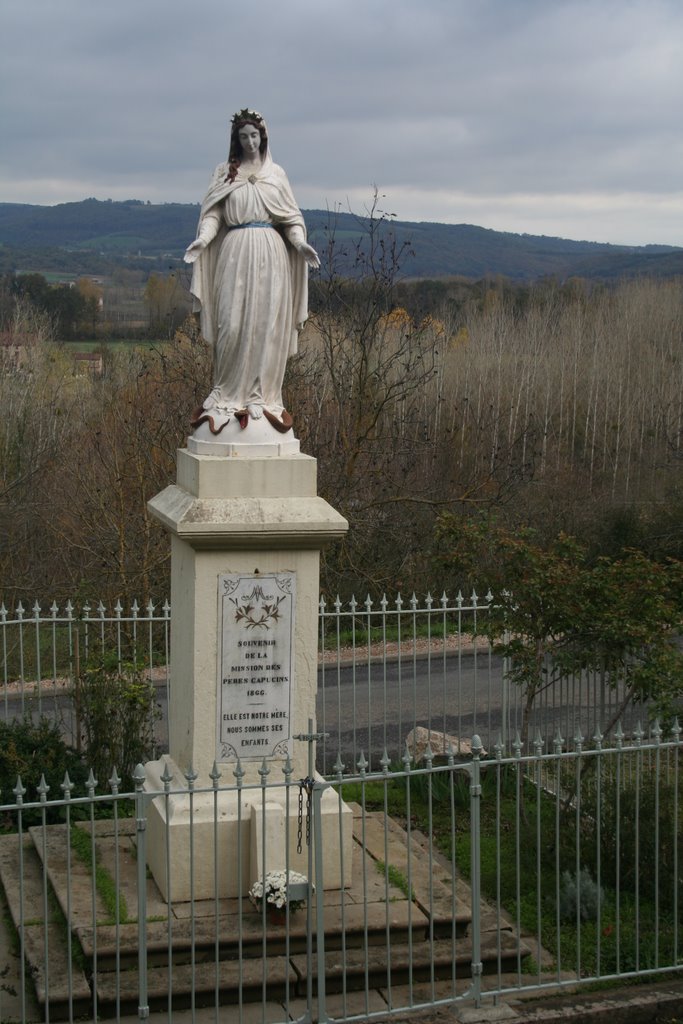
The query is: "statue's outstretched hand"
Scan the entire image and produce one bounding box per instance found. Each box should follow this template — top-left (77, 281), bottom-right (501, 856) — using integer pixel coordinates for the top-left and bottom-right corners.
top-left (298, 243), bottom-right (320, 270)
top-left (184, 239), bottom-right (207, 264)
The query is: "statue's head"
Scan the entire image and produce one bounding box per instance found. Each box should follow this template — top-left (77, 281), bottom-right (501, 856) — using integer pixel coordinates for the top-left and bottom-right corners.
top-left (229, 108), bottom-right (268, 161)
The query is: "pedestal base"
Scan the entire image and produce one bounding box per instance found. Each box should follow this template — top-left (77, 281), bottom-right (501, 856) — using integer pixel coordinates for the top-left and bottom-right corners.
top-left (188, 417), bottom-right (301, 457)
top-left (145, 449), bottom-right (350, 903)
top-left (144, 755), bottom-right (353, 902)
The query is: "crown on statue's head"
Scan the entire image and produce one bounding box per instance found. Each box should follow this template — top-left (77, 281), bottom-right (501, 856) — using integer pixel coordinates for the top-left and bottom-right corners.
top-left (231, 108), bottom-right (263, 126)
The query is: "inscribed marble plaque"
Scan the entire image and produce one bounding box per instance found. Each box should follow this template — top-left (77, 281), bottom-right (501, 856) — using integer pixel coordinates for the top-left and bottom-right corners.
top-left (217, 573), bottom-right (294, 761)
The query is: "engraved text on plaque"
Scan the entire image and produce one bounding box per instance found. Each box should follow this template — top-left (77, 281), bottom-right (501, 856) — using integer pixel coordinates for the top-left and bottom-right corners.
top-left (217, 573), bottom-right (294, 761)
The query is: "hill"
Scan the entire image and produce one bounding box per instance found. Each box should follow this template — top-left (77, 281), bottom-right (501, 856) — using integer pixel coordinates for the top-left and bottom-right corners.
top-left (303, 210), bottom-right (683, 282)
top-left (1, 199), bottom-right (682, 281)
top-left (0, 198), bottom-right (198, 254)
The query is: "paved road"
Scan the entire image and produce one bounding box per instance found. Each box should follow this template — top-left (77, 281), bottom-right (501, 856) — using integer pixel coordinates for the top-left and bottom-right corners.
top-left (2, 651), bottom-right (505, 771)
top-left (315, 651), bottom-right (506, 772)
top-left (4, 650), bottom-right (643, 778)
top-left (141, 651), bottom-right (507, 770)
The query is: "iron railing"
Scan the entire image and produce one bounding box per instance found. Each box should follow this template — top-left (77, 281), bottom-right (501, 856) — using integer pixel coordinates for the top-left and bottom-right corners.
top-left (0, 724), bottom-right (680, 1022)
top-left (317, 591), bottom-right (648, 771)
top-left (0, 595), bottom-right (655, 771)
top-left (0, 599), bottom-right (171, 750)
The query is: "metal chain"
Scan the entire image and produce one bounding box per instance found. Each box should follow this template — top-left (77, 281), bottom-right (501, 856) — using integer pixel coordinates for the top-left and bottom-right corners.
top-left (297, 777), bottom-right (314, 854)
top-left (305, 782), bottom-right (312, 848)
top-left (297, 783), bottom-right (304, 853)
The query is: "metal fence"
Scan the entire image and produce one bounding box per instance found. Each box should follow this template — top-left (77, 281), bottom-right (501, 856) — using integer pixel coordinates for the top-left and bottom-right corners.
top-left (316, 591), bottom-right (650, 772)
top-left (0, 594), bottom-right (674, 1022)
top-left (0, 600), bottom-right (171, 751)
top-left (0, 594), bottom-right (650, 773)
top-left (0, 725), bottom-right (680, 1023)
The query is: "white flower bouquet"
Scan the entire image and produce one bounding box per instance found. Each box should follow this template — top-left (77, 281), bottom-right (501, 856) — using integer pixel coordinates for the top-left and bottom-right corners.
top-left (249, 870), bottom-right (310, 912)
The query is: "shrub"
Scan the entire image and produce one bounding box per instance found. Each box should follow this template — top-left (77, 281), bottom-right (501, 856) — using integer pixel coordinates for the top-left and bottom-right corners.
top-left (73, 658), bottom-right (160, 789)
top-left (559, 867), bottom-right (604, 923)
top-left (0, 717), bottom-right (88, 827)
top-left (581, 770), bottom-right (682, 922)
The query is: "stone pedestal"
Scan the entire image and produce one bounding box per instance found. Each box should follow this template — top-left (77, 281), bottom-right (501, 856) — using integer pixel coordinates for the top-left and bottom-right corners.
top-left (145, 447), bottom-right (352, 901)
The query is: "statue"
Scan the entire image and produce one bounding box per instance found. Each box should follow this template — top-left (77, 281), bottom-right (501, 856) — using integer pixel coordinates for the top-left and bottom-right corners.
top-left (184, 109), bottom-right (319, 436)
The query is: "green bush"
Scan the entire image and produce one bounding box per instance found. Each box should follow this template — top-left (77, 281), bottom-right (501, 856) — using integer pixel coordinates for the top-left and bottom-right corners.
top-left (0, 717), bottom-right (88, 827)
top-left (73, 658), bottom-right (160, 789)
top-left (581, 770), bottom-right (682, 921)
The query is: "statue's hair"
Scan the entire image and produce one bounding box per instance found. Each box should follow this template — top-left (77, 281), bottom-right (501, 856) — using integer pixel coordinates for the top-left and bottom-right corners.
top-left (226, 110), bottom-right (268, 183)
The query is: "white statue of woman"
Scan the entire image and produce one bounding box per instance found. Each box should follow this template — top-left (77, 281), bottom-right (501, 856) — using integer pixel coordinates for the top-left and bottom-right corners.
top-left (184, 109), bottom-right (319, 436)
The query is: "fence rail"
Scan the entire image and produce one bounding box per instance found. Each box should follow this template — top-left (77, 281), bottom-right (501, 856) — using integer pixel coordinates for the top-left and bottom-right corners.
top-left (0, 592), bottom-right (679, 1020)
top-left (0, 594), bottom-right (655, 768)
top-left (0, 725), bottom-right (680, 1022)
top-left (0, 599), bottom-right (171, 752)
top-left (317, 590), bottom-right (650, 771)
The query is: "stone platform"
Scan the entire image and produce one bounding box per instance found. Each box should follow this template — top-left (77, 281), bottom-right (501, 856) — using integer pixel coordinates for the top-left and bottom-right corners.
top-left (0, 806), bottom-right (531, 1021)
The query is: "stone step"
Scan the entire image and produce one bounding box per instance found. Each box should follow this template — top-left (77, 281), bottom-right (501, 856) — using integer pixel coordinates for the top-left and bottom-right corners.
top-left (0, 815), bottom-right (539, 1020)
top-left (96, 953), bottom-right (296, 1016)
top-left (355, 809), bottom-right (473, 937)
top-left (0, 835), bottom-right (92, 1018)
top-left (94, 930), bottom-right (530, 1017)
top-left (28, 823), bottom-right (112, 924)
top-left (77, 896), bottom-right (430, 968)
top-left (291, 929), bottom-right (531, 995)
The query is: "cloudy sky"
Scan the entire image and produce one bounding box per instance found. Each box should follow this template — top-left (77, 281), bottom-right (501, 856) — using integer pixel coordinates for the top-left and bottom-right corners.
top-left (2, 0), bottom-right (682, 246)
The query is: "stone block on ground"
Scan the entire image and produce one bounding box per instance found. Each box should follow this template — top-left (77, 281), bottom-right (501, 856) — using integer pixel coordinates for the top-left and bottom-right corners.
top-left (405, 727), bottom-right (487, 763)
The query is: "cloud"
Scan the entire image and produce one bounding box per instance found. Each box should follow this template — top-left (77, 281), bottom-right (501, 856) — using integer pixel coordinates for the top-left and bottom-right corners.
top-left (1, 0), bottom-right (682, 245)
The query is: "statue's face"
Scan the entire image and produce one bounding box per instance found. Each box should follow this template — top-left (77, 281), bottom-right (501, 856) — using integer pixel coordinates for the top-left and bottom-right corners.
top-left (238, 124), bottom-right (261, 158)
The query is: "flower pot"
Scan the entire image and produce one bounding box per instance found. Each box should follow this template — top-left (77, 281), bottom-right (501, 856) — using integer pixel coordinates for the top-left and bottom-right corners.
top-left (267, 906), bottom-right (288, 926)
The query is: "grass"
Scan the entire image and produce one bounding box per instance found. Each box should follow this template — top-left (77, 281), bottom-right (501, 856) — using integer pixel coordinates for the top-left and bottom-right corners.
top-left (373, 858), bottom-right (416, 901)
top-left (63, 338), bottom-right (158, 352)
top-left (321, 615), bottom-right (486, 651)
top-left (335, 776), bottom-right (408, 817)
top-left (343, 761), bottom-right (683, 981)
top-left (70, 825), bottom-right (129, 924)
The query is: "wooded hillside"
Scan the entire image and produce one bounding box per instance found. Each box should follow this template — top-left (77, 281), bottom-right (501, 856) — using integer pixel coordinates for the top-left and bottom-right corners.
top-left (2, 199), bottom-right (682, 281)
